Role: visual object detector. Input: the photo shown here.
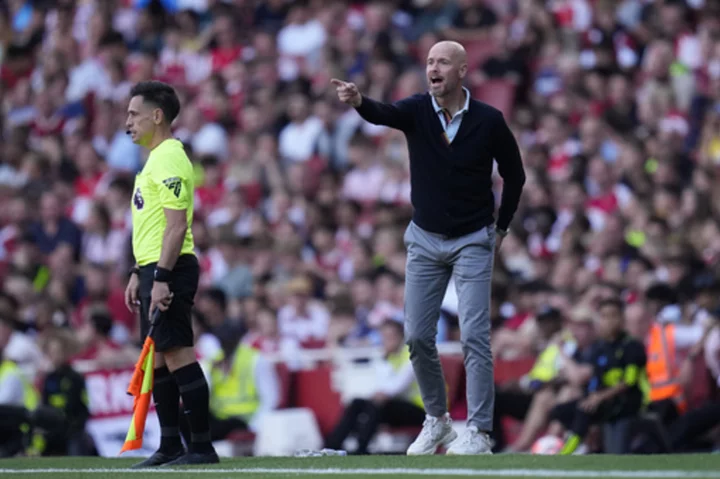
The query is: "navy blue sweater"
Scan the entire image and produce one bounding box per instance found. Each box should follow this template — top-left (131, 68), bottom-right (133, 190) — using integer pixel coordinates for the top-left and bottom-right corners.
top-left (355, 93), bottom-right (525, 237)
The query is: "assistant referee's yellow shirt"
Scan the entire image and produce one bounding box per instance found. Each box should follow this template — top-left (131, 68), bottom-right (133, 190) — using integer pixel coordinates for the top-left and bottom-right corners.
top-left (131, 139), bottom-right (195, 266)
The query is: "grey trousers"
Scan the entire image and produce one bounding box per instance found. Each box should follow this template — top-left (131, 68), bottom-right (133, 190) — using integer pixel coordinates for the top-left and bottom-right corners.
top-left (403, 221), bottom-right (495, 432)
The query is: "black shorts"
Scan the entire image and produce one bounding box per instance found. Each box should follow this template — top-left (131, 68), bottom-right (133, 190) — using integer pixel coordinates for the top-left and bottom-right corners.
top-left (139, 254), bottom-right (199, 353)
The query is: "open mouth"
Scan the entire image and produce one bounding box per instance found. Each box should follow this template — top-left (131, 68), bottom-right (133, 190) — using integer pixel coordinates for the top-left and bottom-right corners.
top-left (430, 77), bottom-right (444, 86)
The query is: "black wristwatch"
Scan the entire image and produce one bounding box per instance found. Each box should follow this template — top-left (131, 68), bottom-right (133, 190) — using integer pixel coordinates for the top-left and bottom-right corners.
top-left (154, 267), bottom-right (172, 283)
top-left (495, 226), bottom-right (509, 237)
top-left (129, 266), bottom-right (140, 278)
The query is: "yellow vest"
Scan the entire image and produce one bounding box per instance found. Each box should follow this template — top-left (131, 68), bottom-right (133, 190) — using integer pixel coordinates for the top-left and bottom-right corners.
top-left (527, 344), bottom-right (561, 383)
top-left (386, 347), bottom-right (424, 409)
top-left (209, 345), bottom-right (260, 421)
top-left (0, 359), bottom-right (39, 411)
top-left (527, 331), bottom-right (576, 383)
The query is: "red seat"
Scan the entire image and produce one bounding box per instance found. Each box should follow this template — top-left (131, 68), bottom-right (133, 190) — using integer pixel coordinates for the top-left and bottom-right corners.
top-left (472, 80), bottom-right (516, 119)
top-left (225, 430), bottom-right (255, 442)
top-left (684, 354), bottom-right (713, 409)
top-left (275, 362), bottom-right (292, 409)
top-left (495, 356), bottom-right (535, 384)
top-left (464, 40), bottom-right (498, 71)
top-left (440, 355), bottom-right (465, 419)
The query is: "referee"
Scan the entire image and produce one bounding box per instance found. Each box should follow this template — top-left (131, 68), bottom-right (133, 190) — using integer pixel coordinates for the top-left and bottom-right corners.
top-left (332, 41), bottom-right (525, 455)
top-left (124, 81), bottom-right (218, 467)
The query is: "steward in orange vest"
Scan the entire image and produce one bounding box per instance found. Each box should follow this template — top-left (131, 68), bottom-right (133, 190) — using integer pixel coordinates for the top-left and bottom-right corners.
top-left (646, 323), bottom-right (687, 414)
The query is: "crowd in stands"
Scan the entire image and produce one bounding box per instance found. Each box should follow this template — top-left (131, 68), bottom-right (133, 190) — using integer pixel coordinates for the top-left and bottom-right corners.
top-left (1, 0), bottom-right (720, 456)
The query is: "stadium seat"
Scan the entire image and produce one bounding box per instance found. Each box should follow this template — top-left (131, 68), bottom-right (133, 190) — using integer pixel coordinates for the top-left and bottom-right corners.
top-left (464, 40), bottom-right (498, 72)
top-left (472, 79), bottom-right (516, 119)
top-left (495, 357), bottom-right (535, 384)
top-left (225, 430), bottom-right (256, 457)
top-left (440, 355), bottom-right (464, 419)
top-left (276, 362), bottom-right (292, 409)
top-left (686, 355), bottom-right (714, 408)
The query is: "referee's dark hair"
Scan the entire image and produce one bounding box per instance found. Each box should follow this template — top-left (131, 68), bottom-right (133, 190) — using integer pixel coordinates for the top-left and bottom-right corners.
top-left (130, 80), bottom-right (181, 125)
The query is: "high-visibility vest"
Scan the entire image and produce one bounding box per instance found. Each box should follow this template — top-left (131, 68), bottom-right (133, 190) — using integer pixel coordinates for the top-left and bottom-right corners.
top-left (528, 344), bottom-right (561, 383)
top-left (646, 324), bottom-right (687, 413)
top-left (209, 345), bottom-right (260, 421)
top-left (386, 346), bottom-right (424, 409)
top-left (0, 359), bottom-right (39, 411)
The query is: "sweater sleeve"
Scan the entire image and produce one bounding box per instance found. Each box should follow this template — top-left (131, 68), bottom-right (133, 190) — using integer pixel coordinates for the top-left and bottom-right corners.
top-left (354, 95), bottom-right (417, 132)
top-left (490, 112), bottom-right (526, 231)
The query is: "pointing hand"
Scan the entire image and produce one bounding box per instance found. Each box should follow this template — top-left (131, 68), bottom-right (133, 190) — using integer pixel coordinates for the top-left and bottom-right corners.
top-left (330, 78), bottom-right (362, 107)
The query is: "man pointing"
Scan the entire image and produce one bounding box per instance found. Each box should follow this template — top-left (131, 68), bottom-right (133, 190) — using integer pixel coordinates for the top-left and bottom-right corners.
top-left (332, 41), bottom-right (525, 455)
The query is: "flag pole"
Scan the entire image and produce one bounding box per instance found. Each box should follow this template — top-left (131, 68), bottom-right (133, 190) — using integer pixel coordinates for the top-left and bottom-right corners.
top-left (119, 308), bottom-right (162, 455)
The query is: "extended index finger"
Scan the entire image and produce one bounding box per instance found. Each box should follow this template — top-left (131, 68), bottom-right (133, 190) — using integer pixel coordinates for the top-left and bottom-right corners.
top-left (330, 78), bottom-right (347, 88)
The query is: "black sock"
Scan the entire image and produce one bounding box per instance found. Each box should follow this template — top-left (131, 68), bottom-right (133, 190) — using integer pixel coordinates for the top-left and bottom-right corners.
top-left (153, 366), bottom-right (183, 454)
top-left (172, 362), bottom-right (213, 454)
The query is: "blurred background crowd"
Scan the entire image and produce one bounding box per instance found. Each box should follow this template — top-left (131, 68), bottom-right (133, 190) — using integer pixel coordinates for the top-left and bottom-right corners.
top-left (1, 0), bottom-right (720, 457)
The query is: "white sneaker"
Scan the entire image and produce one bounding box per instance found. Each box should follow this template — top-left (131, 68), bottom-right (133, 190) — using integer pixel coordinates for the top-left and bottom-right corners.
top-left (446, 426), bottom-right (493, 455)
top-left (406, 414), bottom-right (458, 455)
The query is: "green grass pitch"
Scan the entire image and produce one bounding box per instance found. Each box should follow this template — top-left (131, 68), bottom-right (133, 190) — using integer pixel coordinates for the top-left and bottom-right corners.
top-left (1, 454), bottom-right (720, 479)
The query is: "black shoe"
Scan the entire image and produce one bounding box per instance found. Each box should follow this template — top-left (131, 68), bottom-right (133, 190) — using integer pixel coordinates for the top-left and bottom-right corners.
top-left (132, 449), bottom-right (185, 469)
top-left (162, 451), bottom-right (220, 467)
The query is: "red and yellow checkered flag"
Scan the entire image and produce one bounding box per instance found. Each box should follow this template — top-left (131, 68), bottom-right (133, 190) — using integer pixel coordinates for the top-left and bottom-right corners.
top-left (119, 336), bottom-right (155, 454)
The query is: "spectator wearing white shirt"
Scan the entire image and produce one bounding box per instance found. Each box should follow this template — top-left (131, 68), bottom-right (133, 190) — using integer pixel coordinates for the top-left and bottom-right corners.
top-left (277, 276), bottom-right (330, 348)
top-left (278, 93), bottom-right (327, 163)
top-left (276, 3), bottom-right (327, 81)
top-left (341, 134), bottom-right (386, 204)
top-left (325, 319), bottom-right (425, 454)
top-left (175, 102), bottom-right (229, 161)
top-left (81, 202), bottom-right (127, 267)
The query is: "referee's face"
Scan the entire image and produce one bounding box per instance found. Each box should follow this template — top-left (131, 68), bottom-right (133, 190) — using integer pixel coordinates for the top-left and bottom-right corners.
top-left (126, 95), bottom-right (159, 147)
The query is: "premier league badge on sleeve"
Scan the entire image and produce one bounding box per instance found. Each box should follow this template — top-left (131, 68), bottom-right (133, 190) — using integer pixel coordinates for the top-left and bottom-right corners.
top-left (133, 187), bottom-right (144, 210)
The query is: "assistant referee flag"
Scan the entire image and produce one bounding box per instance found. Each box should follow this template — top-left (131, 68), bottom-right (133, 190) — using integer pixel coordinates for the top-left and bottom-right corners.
top-left (120, 334), bottom-right (156, 454)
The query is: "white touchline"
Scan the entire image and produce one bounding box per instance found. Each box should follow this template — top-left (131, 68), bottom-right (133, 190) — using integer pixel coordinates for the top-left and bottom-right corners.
top-left (0, 468), bottom-right (718, 478)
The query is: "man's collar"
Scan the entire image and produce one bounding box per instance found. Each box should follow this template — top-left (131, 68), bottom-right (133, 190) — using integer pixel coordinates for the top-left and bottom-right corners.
top-left (431, 87), bottom-right (471, 115)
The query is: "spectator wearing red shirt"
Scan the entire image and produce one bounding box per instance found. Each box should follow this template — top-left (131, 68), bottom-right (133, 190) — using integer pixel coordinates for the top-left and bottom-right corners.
top-left (195, 155), bottom-right (226, 214)
top-left (71, 310), bottom-right (133, 370)
top-left (73, 263), bottom-right (134, 340)
top-left (29, 90), bottom-right (65, 141)
top-left (209, 15), bottom-right (244, 74)
top-left (244, 307), bottom-right (286, 354)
